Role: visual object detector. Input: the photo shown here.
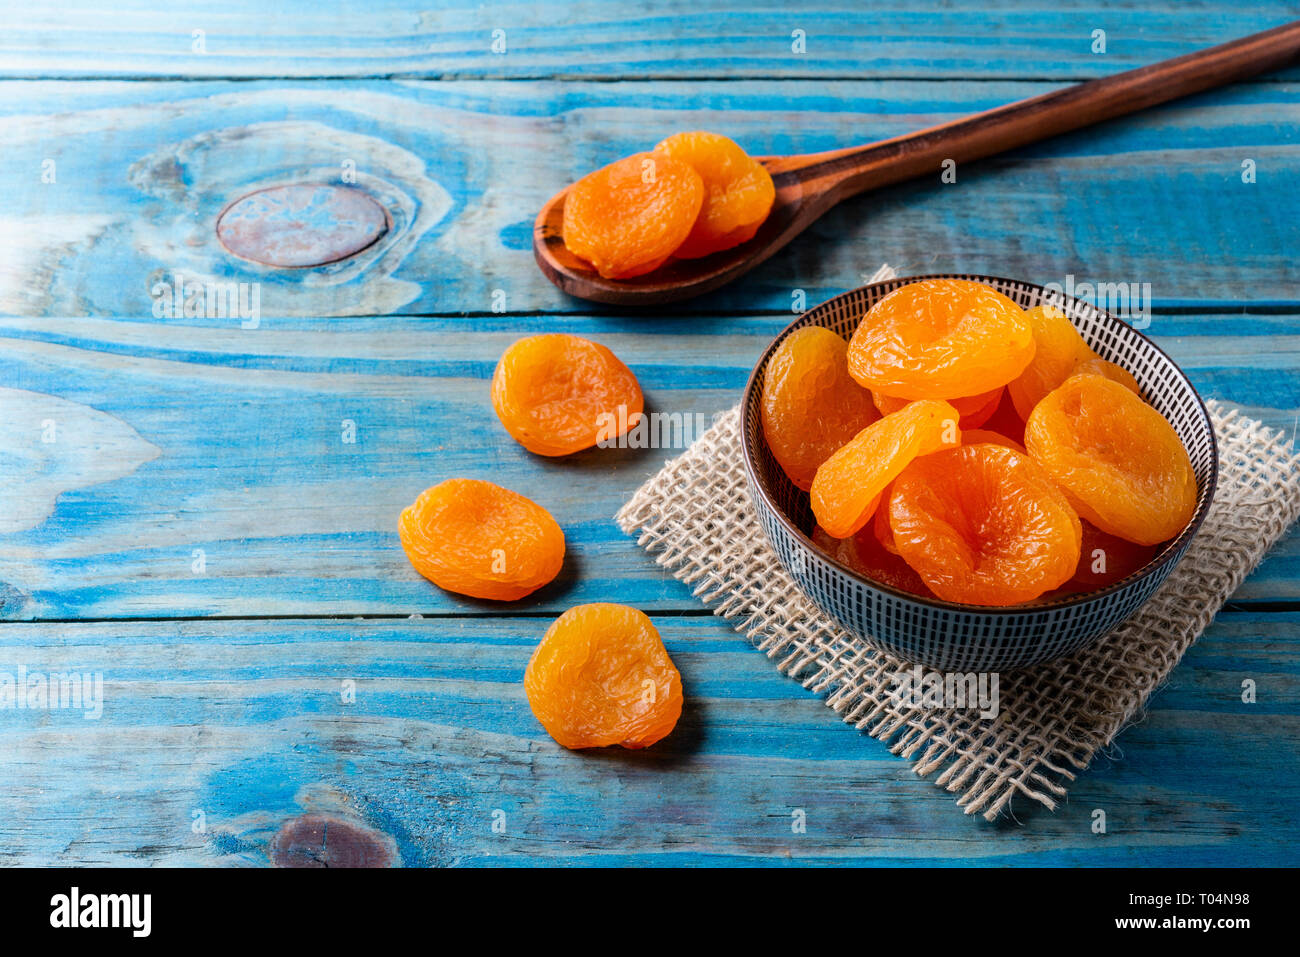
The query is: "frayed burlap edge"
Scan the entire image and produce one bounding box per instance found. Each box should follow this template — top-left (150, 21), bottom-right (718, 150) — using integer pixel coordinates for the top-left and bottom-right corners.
top-left (615, 400), bottom-right (1300, 820)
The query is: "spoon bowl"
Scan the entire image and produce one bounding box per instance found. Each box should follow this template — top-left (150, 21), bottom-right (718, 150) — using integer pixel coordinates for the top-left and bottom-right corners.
top-left (533, 155), bottom-right (822, 306)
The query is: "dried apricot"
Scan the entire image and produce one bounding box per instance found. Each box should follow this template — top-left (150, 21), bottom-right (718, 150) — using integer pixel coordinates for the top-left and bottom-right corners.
top-left (872, 480), bottom-right (900, 554)
top-left (847, 279), bottom-right (1035, 400)
top-left (890, 444), bottom-right (1081, 605)
top-left (961, 428), bottom-right (1027, 454)
top-left (810, 399), bottom-right (959, 538)
top-left (492, 333), bottom-right (643, 457)
top-left (761, 327), bottom-right (879, 490)
top-left (562, 152), bottom-right (704, 278)
top-left (525, 603), bottom-right (682, 750)
top-left (980, 388), bottom-right (1027, 446)
top-left (837, 524), bottom-right (935, 598)
top-left (1007, 304), bottom-right (1097, 419)
top-left (399, 479), bottom-right (565, 601)
top-left (1070, 520), bottom-right (1158, 590)
top-left (1072, 356), bottom-right (1141, 395)
top-left (873, 385), bottom-right (1002, 429)
top-left (655, 131), bottom-right (775, 258)
top-left (1025, 375), bottom-right (1197, 545)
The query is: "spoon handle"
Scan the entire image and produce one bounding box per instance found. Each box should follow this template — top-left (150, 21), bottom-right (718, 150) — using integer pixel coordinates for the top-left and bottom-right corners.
top-left (770, 19), bottom-right (1300, 204)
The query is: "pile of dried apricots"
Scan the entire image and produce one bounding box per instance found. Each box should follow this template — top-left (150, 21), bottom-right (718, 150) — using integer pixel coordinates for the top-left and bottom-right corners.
top-left (399, 329), bottom-right (681, 751)
top-left (562, 131), bottom-right (775, 278)
top-left (403, 142), bottom-right (1198, 752)
top-left (763, 278), bottom-right (1198, 606)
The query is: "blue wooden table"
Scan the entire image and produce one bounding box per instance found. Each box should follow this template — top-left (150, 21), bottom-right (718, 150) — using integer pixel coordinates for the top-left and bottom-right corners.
top-left (1, 1), bottom-right (1297, 866)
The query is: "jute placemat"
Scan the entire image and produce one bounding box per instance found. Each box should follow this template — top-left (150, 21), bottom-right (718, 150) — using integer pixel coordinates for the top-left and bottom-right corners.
top-left (615, 362), bottom-right (1300, 821)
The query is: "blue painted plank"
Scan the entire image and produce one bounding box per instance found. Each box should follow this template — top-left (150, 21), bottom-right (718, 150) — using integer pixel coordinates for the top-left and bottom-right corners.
top-left (1, 78), bottom-right (1297, 316)
top-left (0, 611), bottom-right (1292, 865)
top-left (0, 313), bottom-right (1294, 620)
top-left (1, 0), bottom-right (1293, 872)
top-left (1, 1), bottom-right (1297, 81)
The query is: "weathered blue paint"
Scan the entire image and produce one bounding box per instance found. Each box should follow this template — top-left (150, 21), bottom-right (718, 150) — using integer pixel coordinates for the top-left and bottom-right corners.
top-left (0, 613), bottom-right (1293, 865)
top-left (0, 312), bottom-right (1293, 621)
top-left (217, 184), bottom-right (390, 267)
top-left (0, 1), bottom-right (1297, 82)
top-left (0, 2), bottom-right (1296, 867)
top-left (1, 78), bottom-right (1297, 315)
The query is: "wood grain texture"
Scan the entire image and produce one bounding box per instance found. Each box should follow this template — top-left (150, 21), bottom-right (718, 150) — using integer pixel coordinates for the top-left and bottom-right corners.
top-left (2, 1), bottom-right (1298, 81)
top-left (0, 313), bottom-right (1293, 621)
top-left (0, 611), bottom-right (1293, 866)
top-left (2, 78), bottom-right (1298, 316)
top-left (2, 3), bottom-right (1297, 867)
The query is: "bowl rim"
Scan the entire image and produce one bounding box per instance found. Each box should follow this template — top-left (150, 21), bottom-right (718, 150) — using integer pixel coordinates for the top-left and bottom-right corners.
top-left (739, 272), bottom-right (1220, 617)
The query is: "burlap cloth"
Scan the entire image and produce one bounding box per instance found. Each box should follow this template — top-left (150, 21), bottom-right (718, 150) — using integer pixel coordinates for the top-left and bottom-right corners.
top-left (615, 291), bottom-right (1300, 820)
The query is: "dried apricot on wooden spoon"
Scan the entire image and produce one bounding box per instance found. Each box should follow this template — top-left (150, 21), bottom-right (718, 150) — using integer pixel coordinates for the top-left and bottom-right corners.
top-left (561, 152), bottom-right (703, 279)
top-left (654, 131), bottom-right (775, 259)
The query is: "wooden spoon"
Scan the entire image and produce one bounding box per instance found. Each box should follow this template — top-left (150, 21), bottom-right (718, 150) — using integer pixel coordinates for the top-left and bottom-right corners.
top-left (535, 20), bottom-right (1300, 306)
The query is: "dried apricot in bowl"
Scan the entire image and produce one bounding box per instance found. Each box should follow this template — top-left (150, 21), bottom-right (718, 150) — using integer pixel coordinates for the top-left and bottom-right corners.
top-left (837, 522), bottom-right (935, 598)
top-left (761, 326), bottom-right (878, 490)
top-left (399, 479), bottom-right (565, 601)
top-left (492, 333), bottom-right (644, 457)
top-left (980, 388), bottom-right (1028, 446)
top-left (525, 603), bottom-right (683, 750)
top-left (1006, 304), bottom-right (1098, 420)
top-left (889, 444), bottom-right (1082, 606)
top-left (1072, 356), bottom-right (1141, 395)
top-left (1070, 520), bottom-right (1158, 590)
top-left (654, 131), bottom-right (775, 259)
top-left (872, 480), bottom-right (900, 553)
top-left (810, 399), bottom-right (959, 538)
top-left (1025, 374), bottom-right (1198, 546)
top-left (561, 151), bottom-right (704, 278)
top-left (961, 428), bottom-right (1027, 454)
top-left (873, 385), bottom-right (1002, 429)
top-left (846, 279), bottom-right (1035, 400)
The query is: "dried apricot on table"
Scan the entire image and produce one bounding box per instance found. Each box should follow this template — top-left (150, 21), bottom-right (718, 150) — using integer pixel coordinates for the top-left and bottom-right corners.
top-left (1025, 374), bottom-right (1197, 546)
top-left (399, 479), bottom-right (565, 601)
top-left (492, 333), bottom-right (643, 457)
top-left (655, 131), bottom-right (775, 258)
top-left (873, 385), bottom-right (1002, 429)
top-left (846, 279), bottom-right (1035, 400)
top-left (890, 444), bottom-right (1082, 605)
top-left (525, 603), bottom-right (683, 750)
top-left (561, 151), bottom-right (704, 278)
top-left (761, 326), bottom-right (879, 490)
top-left (1070, 520), bottom-right (1158, 590)
top-left (810, 399), bottom-right (959, 538)
top-left (1007, 304), bottom-right (1098, 419)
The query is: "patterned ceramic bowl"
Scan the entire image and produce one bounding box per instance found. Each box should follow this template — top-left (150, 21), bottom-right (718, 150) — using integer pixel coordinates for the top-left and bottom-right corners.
top-left (740, 274), bottom-right (1218, 672)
